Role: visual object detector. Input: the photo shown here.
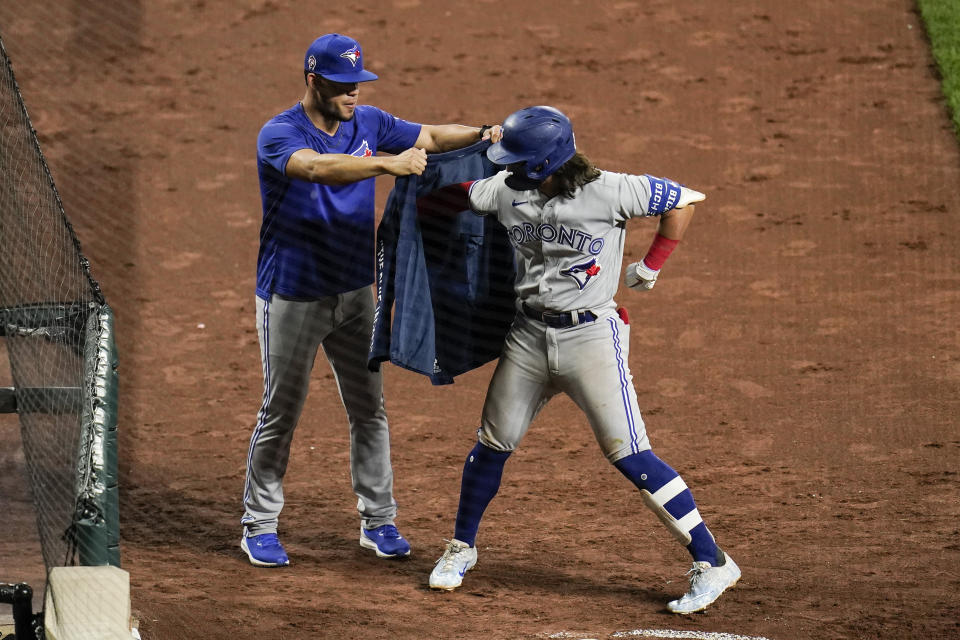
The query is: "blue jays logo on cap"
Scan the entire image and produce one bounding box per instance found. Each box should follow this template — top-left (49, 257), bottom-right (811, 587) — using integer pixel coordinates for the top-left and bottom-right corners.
top-left (304, 34), bottom-right (379, 83)
top-left (340, 47), bottom-right (361, 67)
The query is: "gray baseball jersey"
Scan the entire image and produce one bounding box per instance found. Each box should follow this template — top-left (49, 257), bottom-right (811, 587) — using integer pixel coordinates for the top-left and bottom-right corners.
top-left (471, 170), bottom-right (663, 314)
top-left (467, 169), bottom-right (671, 461)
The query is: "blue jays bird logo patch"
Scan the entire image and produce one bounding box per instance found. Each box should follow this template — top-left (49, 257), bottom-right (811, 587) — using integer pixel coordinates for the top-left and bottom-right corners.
top-left (351, 140), bottom-right (373, 157)
top-left (561, 258), bottom-right (601, 290)
top-left (340, 47), bottom-right (361, 67)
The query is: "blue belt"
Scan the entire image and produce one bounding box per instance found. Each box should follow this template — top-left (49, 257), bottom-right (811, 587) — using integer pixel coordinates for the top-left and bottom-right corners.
top-left (522, 303), bottom-right (597, 329)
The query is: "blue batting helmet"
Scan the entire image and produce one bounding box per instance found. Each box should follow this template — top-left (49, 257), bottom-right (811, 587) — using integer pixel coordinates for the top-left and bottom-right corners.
top-left (487, 106), bottom-right (576, 181)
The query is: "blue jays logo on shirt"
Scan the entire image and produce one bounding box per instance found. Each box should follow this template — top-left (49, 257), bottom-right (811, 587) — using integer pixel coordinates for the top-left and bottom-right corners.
top-left (561, 258), bottom-right (602, 290)
top-left (351, 140), bottom-right (373, 157)
top-left (340, 47), bottom-right (361, 67)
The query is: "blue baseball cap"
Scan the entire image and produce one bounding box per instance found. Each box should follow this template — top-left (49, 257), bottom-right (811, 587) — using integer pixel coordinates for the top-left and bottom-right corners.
top-left (304, 34), bottom-right (378, 83)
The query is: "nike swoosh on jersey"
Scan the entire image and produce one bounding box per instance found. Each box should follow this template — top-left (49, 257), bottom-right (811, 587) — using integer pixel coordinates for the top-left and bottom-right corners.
top-left (511, 200), bottom-right (528, 206)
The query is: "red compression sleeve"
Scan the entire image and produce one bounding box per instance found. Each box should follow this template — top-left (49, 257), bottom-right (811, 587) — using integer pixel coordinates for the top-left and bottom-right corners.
top-left (416, 181), bottom-right (476, 217)
top-left (642, 233), bottom-right (680, 271)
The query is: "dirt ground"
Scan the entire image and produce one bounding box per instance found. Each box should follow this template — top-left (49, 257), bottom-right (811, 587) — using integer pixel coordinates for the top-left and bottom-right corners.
top-left (1, 1), bottom-right (958, 639)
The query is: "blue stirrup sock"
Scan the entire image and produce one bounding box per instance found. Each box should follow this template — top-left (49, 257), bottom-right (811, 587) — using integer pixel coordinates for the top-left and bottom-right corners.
top-left (614, 450), bottom-right (720, 565)
top-left (453, 442), bottom-right (512, 547)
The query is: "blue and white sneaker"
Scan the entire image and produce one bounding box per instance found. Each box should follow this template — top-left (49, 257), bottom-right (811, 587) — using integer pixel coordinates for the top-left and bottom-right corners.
top-left (429, 539), bottom-right (477, 590)
top-left (360, 524), bottom-right (411, 558)
top-left (240, 533), bottom-right (290, 567)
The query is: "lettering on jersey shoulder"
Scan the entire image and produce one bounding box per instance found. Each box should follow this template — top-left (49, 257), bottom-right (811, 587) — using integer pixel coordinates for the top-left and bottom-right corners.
top-left (351, 140), bottom-right (373, 157)
top-left (560, 258), bottom-right (602, 290)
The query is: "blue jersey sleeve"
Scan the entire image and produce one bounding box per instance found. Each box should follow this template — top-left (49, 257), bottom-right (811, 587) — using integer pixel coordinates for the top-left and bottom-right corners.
top-left (370, 107), bottom-right (421, 154)
top-left (257, 120), bottom-right (308, 176)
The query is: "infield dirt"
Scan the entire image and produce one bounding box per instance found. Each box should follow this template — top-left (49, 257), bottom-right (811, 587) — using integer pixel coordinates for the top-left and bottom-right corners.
top-left (0, 1), bottom-right (958, 639)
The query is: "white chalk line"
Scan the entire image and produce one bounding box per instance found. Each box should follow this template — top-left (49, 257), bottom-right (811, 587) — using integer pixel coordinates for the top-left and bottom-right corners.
top-left (613, 631), bottom-right (772, 640)
top-left (548, 630), bottom-right (772, 640)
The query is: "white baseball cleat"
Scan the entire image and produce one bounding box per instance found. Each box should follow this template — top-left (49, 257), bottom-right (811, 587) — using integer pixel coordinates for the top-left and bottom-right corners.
top-left (429, 539), bottom-right (478, 590)
top-left (667, 550), bottom-right (741, 614)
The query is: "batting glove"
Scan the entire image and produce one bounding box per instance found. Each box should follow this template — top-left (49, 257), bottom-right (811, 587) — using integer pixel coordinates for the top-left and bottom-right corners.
top-left (625, 261), bottom-right (660, 291)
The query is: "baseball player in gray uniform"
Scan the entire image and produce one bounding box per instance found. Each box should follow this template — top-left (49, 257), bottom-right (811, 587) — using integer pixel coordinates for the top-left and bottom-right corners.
top-left (426, 106), bottom-right (740, 614)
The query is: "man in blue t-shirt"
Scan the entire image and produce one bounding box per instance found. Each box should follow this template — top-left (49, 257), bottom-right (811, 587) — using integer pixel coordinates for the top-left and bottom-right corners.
top-left (240, 33), bottom-right (502, 567)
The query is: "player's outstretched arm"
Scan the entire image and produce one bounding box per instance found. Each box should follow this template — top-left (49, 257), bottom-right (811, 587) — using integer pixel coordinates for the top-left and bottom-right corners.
top-left (380, 147), bottom-right (429, 177)
top-left (285, 147), bottom-right (427, 184)
top-left (416, 123), bottom-right (502, 153)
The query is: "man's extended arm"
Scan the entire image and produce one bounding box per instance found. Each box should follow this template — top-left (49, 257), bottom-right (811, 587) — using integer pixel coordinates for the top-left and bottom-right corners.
top-left (284, 147), bottom-right (428, 185)
top-left (415, 124), bottom-right (502, 153)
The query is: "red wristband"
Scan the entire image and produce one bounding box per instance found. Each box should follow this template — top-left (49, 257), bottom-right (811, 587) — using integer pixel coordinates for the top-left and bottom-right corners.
top-left (642, 233), bottom-right (679, 271)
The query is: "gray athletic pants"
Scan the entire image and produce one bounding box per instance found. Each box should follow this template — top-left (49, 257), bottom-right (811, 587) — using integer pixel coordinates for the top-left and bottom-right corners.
top-left (241, 287), bottom-right (397, 535)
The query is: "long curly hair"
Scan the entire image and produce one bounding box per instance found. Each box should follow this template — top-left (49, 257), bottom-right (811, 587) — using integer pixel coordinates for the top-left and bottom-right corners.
top-left (551, 152), bottom-right (601, 199)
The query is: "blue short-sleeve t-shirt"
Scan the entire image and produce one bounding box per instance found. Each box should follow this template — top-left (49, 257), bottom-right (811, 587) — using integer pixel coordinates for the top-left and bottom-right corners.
top-left (256, 103), bottom-right (421, 300)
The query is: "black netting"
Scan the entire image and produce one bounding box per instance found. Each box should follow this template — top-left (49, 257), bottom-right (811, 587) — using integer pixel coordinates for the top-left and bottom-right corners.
top-left (0, 34), bottom-right (116, 580)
